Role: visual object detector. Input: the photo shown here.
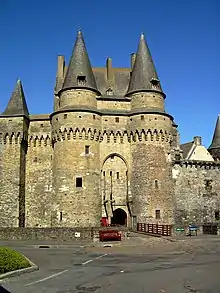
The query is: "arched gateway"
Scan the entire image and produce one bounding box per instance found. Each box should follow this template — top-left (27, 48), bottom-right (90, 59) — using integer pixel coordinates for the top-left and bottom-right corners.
top-left (111, 208), bottom-right (127, 226)
top-left (101, 153), bottom-right (130, 226)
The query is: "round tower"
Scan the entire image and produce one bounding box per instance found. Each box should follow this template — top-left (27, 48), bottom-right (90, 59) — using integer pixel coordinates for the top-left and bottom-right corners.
top-left (51, 31), bottom-right (102, 227)
top-left (127, 34), bottom-right (175, 224)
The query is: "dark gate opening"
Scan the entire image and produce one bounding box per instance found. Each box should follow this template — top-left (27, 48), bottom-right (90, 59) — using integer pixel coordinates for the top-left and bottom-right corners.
top-left (111, 208), bottom-right (127, 226)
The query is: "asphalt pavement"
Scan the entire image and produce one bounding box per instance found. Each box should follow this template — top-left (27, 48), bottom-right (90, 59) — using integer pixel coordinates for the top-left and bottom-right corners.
top-left (0, 237), bottom-right (220, 293)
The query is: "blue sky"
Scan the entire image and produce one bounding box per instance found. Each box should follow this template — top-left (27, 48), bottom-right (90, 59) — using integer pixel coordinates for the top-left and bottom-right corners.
top-left (0, 0), bottom-right (219, 146)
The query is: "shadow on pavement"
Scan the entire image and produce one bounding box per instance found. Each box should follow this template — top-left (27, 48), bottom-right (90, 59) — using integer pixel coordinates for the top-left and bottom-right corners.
top-left (0, 286), bottom-right (11, 293)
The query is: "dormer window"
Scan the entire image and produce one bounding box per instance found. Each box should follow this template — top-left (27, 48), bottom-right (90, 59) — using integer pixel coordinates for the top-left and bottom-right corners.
top-left (77, 75), bottom-right (86, 86)
top-left (150, 78), bottom-right (160, 88)
top-left (106, 88), bottom-right (113, 96)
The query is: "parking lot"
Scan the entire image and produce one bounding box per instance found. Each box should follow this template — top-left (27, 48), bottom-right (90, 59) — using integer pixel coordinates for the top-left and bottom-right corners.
top-left (1, 236), bottom-right (220, 293)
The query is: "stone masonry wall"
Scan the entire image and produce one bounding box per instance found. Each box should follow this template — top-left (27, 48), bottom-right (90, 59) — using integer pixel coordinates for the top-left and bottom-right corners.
top-left (0, 117), bottom-right (28, 227)
top-left (173, 162), bottom-right (220, 226)
top-left (25, 119), bottom-right (53, 227)
top-left (51, 110), bottom-right (102, 227)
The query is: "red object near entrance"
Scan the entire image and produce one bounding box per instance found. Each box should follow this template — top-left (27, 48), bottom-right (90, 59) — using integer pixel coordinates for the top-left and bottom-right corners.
top-left (99, 230), bottom-right (121, 241)
top-left (100, 217), bottom-right (109, 227)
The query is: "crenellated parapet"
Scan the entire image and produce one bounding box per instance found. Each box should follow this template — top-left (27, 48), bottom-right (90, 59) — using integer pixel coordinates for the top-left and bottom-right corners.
top-left (0, 131), bottom-right (28, 145)
top-left (174, 159), bottom-right (220, 170)
top-left (51, 126), bottom-right (173, 144)
top-left (28, 135), bottom-right (51, 147)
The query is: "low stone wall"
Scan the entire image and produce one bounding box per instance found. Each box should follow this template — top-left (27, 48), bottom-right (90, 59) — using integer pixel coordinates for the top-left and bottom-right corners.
top-left (0, 226), bottom-right (129, 241)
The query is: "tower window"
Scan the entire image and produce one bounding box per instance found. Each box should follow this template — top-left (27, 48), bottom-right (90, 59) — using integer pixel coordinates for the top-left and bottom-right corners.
top-left (60, 212), bottom-right (63, 221)
top-left (154, 180), bottom-right (159, 188)
top-left (64, 114), bottom-right (67, 119)
top-left (77, 75), bottom-right (86, 86)
top-left (215, 211), bottom-right (219, 220)
top-left (40, 124), bottom-right (44, 128)
top-left (85, 145), bottom-right (90, 155)
top-left (155, 210), bottom-right (161, 219)
top-left (110, 171), bottom-right (112, 176)
top-left (205, 180), bottom-right (212, 191)
top-left (103, 171), bottom-right (105, 177)
top-left (150, 78), bottom-right (160, 88)
top-left (141, 115), bottom-right (144, 121)
top-left (115, 117), bottom-right (119, 123)
top-left (116, 172), bottom-right (119, 179)
top-left (93, 115), bottom-right (96, 120)
top-left (76, 177), bottom-right (82, 187)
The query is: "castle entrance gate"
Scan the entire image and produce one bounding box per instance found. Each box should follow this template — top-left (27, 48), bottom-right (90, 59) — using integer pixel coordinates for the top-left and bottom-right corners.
top-left (111, 208), bottom-right (127, 226)
top-left (101, 153), bottom-right (130, 226)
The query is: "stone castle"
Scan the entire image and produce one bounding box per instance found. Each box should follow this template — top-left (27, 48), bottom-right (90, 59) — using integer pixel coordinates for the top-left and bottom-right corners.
top-left (0, 31), bottom-right (219, 229)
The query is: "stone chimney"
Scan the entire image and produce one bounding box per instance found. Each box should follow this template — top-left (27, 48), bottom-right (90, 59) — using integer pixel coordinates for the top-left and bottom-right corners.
top-left (57, 55), bottom-right (65, 78)
top-left (131, 53), bottom-right (136, 69)
top-left (193, 136), bottom-right (202, 146)
top-left (106, 57), bottom-right (113, 83)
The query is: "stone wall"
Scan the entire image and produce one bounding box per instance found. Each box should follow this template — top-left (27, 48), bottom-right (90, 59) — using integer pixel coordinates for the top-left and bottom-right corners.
top-left (0, 227), bottom-right (128, 241)
top-left (25, 118), bottom-right (53, 227)
top-left (0, 227), bottom-right (95, 240)
top-left (173, 161), bottom-right (220, 226)
top-left (0, 116), bottom-right (28, 227)
top-left (51, 110), bottom-right (102, 227)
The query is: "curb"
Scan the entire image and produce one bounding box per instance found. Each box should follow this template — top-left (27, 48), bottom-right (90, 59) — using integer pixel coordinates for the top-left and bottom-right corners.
top-left (0, 255), bottom-right (39, 281)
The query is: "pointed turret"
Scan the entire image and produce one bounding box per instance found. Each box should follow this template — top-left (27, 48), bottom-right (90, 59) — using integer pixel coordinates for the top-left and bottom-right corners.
top-left (61, 30), bottom-right (100, 94)
top-left (127, 33), bottom-right (164, 96)
top-left (2, 80), bottom-right (29, 117)
top-left (209, 115), bottom-right (220, 150)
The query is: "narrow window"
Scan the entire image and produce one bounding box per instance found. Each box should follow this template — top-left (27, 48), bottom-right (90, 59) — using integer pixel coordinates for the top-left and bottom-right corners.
top-left (115, 117), bottom-right (119, 123)
top-left (60, 212), bottom-right (63, 221)
top-left (40, 123), bottom-right (44, 128)
top-left (64, 114), bottom-right (67, 119)
top-left (56, 118), bottom-right (58, 121)
top-left (50, 155), bottom-right (53, 161)
top-left (215, 211), bottom-right (220, 221)
top-left (77, 75), bottom-right (86, 86)
top-left (117, 172), bottom-right (119, 179)
top-left (9, 119), bottom-right (12, 122)
top-left (110, 171), bottom-right (112, 177)
top-left (141, 115), bottom-right (144, 121)
top-left (205, 180), bottom-right (212, 191)
top-left (103, 171), bottom-right (105, 177)
top-left (76, 177), bottom-right (82, 187)
top-left (155, 210), bottom-right (161, 219)
top-left (93, 115), bottom-right (96, 120)
top-left (155, 180), bottom-right (159, 188)
top-left (85, 145), bottom-right (90, 155)
top-left (33, 157), bottom-right (38, 163)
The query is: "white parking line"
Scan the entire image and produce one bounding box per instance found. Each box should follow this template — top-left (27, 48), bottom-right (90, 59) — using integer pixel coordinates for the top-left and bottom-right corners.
top-left (82, 253), bottom-right (108, 265)
top-left (24, 253), bottom-right (108, 286)
top-left (25, 269), bottom-right (68, 286)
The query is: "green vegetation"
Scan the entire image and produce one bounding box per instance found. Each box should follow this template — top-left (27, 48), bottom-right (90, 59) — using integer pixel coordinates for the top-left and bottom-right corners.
top-left (0, 246), bottom-right (31, 274)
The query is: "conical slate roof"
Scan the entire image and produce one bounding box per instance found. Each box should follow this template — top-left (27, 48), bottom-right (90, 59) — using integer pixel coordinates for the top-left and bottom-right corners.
top-left (61, 31), bottom-right (100, 94)
top-left (2, 80), bottom-right (29, 117)
top-left (127, 33), bottom-right (164, 96)
top-left (209, 115), bottom-right (220, 150)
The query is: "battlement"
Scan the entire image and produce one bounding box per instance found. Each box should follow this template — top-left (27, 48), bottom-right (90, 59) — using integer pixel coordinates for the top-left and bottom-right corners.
top-left (51, 126), bottom-right (173, 144)
top-left (174, 159), bottom-right (220, 169)
top-left (0, 132), bottom-right (27, 144)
